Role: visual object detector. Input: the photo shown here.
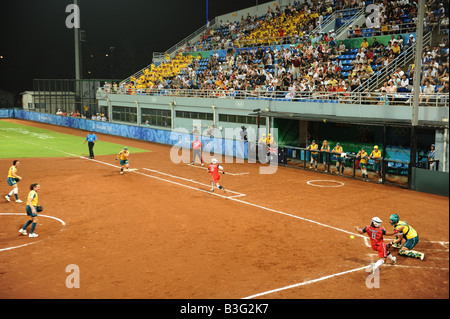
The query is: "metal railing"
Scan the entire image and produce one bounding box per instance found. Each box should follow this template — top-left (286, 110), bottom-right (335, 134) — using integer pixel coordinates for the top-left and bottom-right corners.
top-left (153, 17), bottom-right (218, 61)
top-left (99, 87), bottom-right (449, 108)
top-left (347, 22), bottom-right (419, 38)
top-left (276, 146), bottom-right (440, 188)
top-left (120, 18), bottom-right (218, 87)
top-left (310, 6), bottom-right (364, 35)
top-left (352, 31), bottom-right (432, 94)
top-left (335, 7), bottom-right (365, 39)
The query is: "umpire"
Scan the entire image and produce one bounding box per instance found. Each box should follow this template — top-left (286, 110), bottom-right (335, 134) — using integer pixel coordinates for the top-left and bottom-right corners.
top-left (83, 130), bottom-right (98, 159)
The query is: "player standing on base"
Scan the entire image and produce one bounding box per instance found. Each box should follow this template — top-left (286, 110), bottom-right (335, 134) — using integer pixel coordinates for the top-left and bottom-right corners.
top-left (116, 147), bottom-right (130, 175)
top-left (354, 217), bottom-right (397, 273)
top-left (5, 160), bottom-right (23, 203)
top-left (207, 158), bottom-right (226, 194)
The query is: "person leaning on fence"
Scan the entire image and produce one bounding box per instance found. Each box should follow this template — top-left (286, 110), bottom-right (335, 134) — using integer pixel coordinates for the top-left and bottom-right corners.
top-left (307, 140), bottom-right (319, 170)
top-left (332, 142), bottom-right (344, 175)
top-left (321, 140), bottom-right (330, 172)
top-left (369, 145), bottom-right (383, 183)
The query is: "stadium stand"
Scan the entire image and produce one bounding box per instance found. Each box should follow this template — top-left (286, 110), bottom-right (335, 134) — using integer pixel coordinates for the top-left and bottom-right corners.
top-left (109, 0), bottom-right (448, 107)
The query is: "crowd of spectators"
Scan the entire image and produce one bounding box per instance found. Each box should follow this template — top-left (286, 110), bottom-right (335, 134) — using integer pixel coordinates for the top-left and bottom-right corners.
top-left (182, 0), bottom-right (365, 52)
top-left (113, 0), bottom-right (448, 104)
top-left (56, 108), bottom-right (108, 121)
top-left (377, 34), bottom-right (449, 105)
top-left (349, 0), bottom-right (447, 39)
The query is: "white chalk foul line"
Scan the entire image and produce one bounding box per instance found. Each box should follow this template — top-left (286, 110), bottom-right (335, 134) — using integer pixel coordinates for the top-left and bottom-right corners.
top-left (142, 168), bottom-right (245, 197)
top-left (9, 131), bottom-right (450, 295)
top-left (187, 163), bottom-right (249, 175)
top-left (242, 265), bottom-right (369, 299)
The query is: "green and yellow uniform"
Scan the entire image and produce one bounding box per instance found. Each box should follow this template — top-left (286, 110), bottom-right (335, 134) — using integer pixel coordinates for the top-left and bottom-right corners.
top-left (117, 150), bottom-right (130, 165)
top-left (7, 165), bottom-right (20, 186)
top-left (26, 189), bottom-right (39, 217)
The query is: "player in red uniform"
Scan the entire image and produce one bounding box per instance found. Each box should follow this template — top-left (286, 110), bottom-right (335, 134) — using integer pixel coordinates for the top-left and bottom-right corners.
top-left (207, 158), bottom-right (226, 194)
top-left (354, 217), bottom-right (396, 273)
top-left (192, 135), bottom-right (204, 165)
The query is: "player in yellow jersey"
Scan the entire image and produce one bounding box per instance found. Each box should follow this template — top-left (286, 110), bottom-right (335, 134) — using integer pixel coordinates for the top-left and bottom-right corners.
top-left (116, 146), bottom-right (130, 175)
top-left (5, 160), bottom-right (23, 203)
top-left (356, 147), bottom-right (369, 181)
top-left (387, 214), bottom-right (424, 260)
top-left (369, 145), bottom-right (383, 182)
top-left (332, 142), bottom-right (344, 175)
top-left (307, 140), bottom-right (319, 170)
top-left (19, 183), bottom-right (41, 238)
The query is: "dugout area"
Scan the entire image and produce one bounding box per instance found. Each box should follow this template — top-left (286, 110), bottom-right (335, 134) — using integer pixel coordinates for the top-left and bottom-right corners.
top-left (0, 119), bottom-right (448, 299)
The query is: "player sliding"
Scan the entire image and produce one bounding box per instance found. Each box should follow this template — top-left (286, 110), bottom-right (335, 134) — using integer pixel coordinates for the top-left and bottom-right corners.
top-left (355, 217), bottom-right (396, 273)
top-left (207, 158), bottom-right (226, 194)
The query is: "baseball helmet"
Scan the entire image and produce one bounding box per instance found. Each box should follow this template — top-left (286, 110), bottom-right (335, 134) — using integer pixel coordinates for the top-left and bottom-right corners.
top-left (389, 214), bottom-right (400, 225)
top-left (211, 158), bottom-right (218, 164)
top-left (371, 217), bottom-right (383, 227)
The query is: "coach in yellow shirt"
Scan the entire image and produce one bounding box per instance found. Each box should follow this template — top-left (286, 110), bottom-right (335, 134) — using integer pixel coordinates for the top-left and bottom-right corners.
top-left (332, 142), bottom-right (344, 175)
top-left (369, 145), bottom-right (382, 182)
top-left (307, 140), bottom-right (319, 170)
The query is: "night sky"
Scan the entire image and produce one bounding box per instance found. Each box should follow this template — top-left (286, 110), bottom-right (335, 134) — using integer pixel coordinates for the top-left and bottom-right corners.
top-left (0, 0), bottom-right (272, 95)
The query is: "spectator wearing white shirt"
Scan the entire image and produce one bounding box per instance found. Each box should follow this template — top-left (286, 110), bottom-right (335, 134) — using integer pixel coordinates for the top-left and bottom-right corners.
top-left (420, 80), bottom-right (435, 104)
top-left (399, 74), bottom-right (410, 92)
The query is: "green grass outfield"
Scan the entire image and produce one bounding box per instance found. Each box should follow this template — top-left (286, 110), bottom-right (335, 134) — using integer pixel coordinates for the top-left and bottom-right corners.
top-left (0, 120), bottom-right (149, 159)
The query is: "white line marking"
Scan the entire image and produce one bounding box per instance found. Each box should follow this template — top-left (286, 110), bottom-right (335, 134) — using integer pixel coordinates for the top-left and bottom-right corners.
top-left (391, 265), bottom-right (449, 270)
top-left (242, 265), bottom-right (369, 299)
top-left (133, 170), bottom-right (231, 199)
top-left (187, 163), bottom-right (249, 175)
top-left (367, 253), bottom-right (448, 260)
top-left (7, 131), bottom-right (449, 296)
top-left (142, 168), bottom-right (246, 196)
top-left (0, 213), bottom-right (66, 252)
top-left (307, 180), bottom-right (345, 187)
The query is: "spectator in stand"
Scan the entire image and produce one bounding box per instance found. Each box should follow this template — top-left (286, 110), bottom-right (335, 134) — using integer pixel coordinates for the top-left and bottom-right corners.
top-left (421, 66), bottom-right (437, 85)
top-left (405, 34), bottom-right (415, 48)
top-left (353, 25), bottom-right (362, 37)
top-left (422, 51), bottom-right (434, 67)
top-left (392, 41), bottom-right (402, 58)
top-left (399, 74), bottom-right (410, 92)
top-left (419, 79), bottom-right (435, 105)
top-left (438, 81), bottom-right (449, 94)
top-left (348, 26), bottom-right (354, 38)
top-left (361, 38), bottom-right (370, 50)
top-left (338, 41), bottom-right (346, 54)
